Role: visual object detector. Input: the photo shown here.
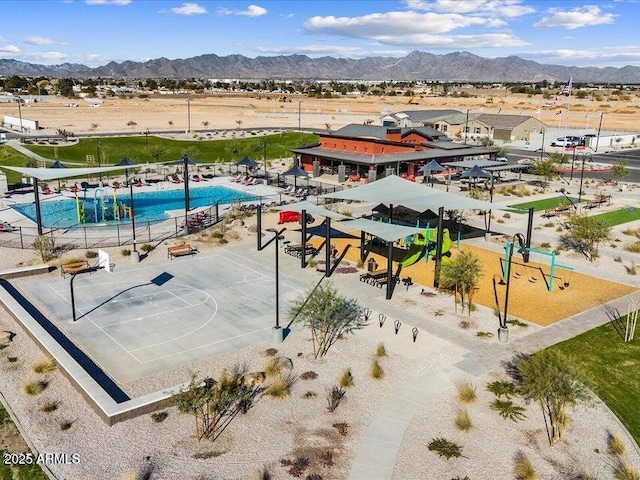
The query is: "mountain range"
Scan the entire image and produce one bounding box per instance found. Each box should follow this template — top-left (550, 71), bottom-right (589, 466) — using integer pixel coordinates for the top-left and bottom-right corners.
top-left (1, 51), bottom-right (639, 83)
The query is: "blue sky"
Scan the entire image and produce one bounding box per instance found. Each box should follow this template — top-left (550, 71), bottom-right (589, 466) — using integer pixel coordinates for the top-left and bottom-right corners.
top-left (0, 0), bottom-right (638, 68)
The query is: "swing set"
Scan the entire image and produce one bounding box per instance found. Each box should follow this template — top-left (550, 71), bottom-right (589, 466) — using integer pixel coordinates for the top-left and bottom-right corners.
top-left (502, 242), bottom-right (574, 292)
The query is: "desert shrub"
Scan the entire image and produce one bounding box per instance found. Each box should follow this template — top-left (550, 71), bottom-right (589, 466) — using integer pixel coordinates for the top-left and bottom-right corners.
top-left (264, 348), bottom-right (278, 357)
top-left (22, 380), bottom-right (47, 395)
top-left (614, 255), bottom-right (623, 262)
top-left (613, 462), bottom-right (640, 480)
top-left (455, 408), bottom-right (473, 432)
top-left (60, 421), bottom-right (73, 431)
top-left (370, 359), bottom-right (384, 379)
top-left (503, 213), bottom-right (511, 219)
top-left (427, 437), bottom-right (464, 460)
top-left (7, 357), bottom-right (18, 363)
top-left (265, 356), bottom-right (288, 378)
top-left (326, 385), bottom-right (346, 412)
top-left (626, 262), bottom-right (637, 275)
top-left (32, 358), bottom-right (57, 375)
top-left (514, 453), bottom-right (537, 480)
top-left (32, 234), bottom-right (56, 262)
top-left (218, 238), bottom-right (229, 245)
top-left (280, 457), bottom-right (309, 478)
top-left (338, 368), bottom-right (354, 388)
top-left (476, 331), bottom-right (494, 338)
top-left (265, 372), bottom-right (296, 399)
top-left (486, 380), bottom-right (517, 399)
top-left (625, 242), bottom-right (640, 253)
top-left (41, 401), bottom-right (58, 413)
top-left (140, 243), bottom-right (153, 253)
top-left (85, 250), bottom-right (98, 259)
top-left (121, 248), bottom-right (131, 256)
top-left (507, 319), bottom-right (529, 328)
top-left (302, 391), bottom-right (317, 399)
top-left (457, 380), bottom-right (477, 403)
top-left (151, 411), bottom-right (169, 423)
top-left (332, 422), bottom-right (349, 436)
top-left (490, 399), bottom-right (526, 421)
top-left (607, 433), bottom-right (626, 457)
top-left (299, 371), bottom-right (317, 382)
top-left (540, 241), bottom-right (551, 248)
top-left (375, 342), bottom-right (387, 358)
top-left (211, 231), bottom-right (224, 239)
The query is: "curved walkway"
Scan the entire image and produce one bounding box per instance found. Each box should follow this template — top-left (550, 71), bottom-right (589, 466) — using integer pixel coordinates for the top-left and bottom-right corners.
top-left (348, 290), bottom-right (640, 480)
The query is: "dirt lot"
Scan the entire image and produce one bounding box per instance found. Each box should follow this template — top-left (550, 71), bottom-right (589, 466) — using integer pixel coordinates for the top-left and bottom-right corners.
top-left (2, 90), bottom-right (639, 135)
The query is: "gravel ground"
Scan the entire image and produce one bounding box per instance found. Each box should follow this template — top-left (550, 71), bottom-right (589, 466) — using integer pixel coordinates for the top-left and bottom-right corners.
top-left (0, 207), bottom-right (639, 479)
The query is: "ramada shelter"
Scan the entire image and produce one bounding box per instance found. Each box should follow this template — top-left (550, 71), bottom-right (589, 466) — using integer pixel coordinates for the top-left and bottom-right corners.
top-left (291, 124), bottom-right (499, 182)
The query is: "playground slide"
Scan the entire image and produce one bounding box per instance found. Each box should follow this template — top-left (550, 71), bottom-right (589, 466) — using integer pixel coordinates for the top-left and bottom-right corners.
top-left (428, 229), bottom-right (453, 264)
top-left (399, 242), bottom-right (426, 267)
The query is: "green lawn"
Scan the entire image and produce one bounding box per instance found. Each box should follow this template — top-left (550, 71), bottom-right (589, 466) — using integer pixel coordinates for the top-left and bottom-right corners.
top-left (0, 147), bottom-right (33, 184)
top-left (509, 196), bottom-right (581, 212)
top-left (589, 207), bottom-right (640, 227)
top-left (0, 404), bottom-right (48, 480)
top-left (23, 132), bottom-right (318, 167)
top-left (549, 320), bottom-right (640, 445)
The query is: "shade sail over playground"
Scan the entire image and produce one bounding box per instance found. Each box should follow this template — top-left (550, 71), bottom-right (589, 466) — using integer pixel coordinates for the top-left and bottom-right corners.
top-left (276, 200), bottom-right (426, 242)
top-left (323, 175), bottom-right (518, 212)
top-left (0, 165), bottom-right (142, 182)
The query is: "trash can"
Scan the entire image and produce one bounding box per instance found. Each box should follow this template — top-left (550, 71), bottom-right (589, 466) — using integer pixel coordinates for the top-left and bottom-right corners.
top-left (367, 258), bottom-right (378, 272)
top-left (131, 250), bottom-right (140, 264)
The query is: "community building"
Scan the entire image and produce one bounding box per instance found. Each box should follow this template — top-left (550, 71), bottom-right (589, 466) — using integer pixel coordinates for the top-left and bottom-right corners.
top-left (291, 124), bottom-right (499, 181)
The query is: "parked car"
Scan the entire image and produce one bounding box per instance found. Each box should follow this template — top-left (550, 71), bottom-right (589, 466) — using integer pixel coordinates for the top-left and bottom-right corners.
top-left (495, 157), bottom-right (508, 163)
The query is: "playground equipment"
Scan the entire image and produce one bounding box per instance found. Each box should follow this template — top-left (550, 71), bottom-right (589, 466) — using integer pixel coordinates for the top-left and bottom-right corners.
top-left (502, 242), bottom-right (574, 292)
top-left (399, 228), bottom-right (453, 267)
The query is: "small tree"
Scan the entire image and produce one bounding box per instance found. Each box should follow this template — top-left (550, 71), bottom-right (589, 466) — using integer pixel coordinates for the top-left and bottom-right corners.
top-left (148, 145), bottom-right (167, 163)
top-left (529, 158), bottom-right (557, 190)
top-left (126, 120), bottom-right (137, 129)
top-left (173, 366), bottom-right (257, 442)
top-left (610, 159), bottom-right (629, 185)
top-left (439, 250), bottom-right (483, 316)
top-left (561, 213), bottom-right (611, 261)
top-left (288, 282), bottom-right (366, 358)
top-left (515, 350), bottom-right (588, 445)
top-left (33, 234), bottom-right (56, 262)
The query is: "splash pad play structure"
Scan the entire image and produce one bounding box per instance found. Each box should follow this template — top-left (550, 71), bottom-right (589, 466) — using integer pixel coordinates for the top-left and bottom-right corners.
top-left (73, 184), bottom-right (124, 225)
top-left (398, 227), bottom-right (453, 267)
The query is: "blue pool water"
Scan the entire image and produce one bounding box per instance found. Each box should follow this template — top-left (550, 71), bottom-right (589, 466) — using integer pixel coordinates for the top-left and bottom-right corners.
top-left (13, 185), bottom-right (259, 228)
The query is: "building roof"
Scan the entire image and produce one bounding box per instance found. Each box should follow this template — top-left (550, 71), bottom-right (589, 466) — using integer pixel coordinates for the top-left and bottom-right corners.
top-left (474, 114), bottom-right (534, 130)
top-left (291, 145), bottom-right (498, 166)
top-left (393, 109), bottom-right (462, 123)
top-left (331, 124), bottom-right (442, 141)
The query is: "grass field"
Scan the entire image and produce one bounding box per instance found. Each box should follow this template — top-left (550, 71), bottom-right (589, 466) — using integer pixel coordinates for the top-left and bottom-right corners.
top-left (24, 132), bottom-right (318, 168)
top-left (549, 319), bottom-right (640, 445)
top-left (589, 207), bottom-right (640, 227)
top-left (0, 404), bottom-right (48, 480)
top-left (0, 146), bottom-right (33, 184)
top-left (509, 196), bottom-right (581, 212)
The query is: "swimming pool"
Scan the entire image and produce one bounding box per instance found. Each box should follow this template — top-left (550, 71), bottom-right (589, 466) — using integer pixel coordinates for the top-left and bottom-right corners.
top-left (13, 185), bottom-right (259, 228)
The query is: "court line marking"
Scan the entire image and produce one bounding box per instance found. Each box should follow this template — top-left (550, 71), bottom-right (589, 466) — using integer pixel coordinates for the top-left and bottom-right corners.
top-left (218, 254), bottom-right (305, 293)
top-left (167, 290), bottom-right (195, 307)
top-left (129, 296), bottom-right (218, 354)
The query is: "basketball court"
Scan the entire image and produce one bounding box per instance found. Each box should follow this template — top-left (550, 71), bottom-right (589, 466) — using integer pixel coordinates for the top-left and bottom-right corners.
top-left (21, 250), bottom-right (308, 385)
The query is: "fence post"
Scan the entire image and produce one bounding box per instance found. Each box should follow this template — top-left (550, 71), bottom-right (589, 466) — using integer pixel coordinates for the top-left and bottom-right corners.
top-left (148, 222), bottom-right (151, 242)
top-left (19, 227), bottom-right (24, 249)
top-left (117, 223), bottom-right (121, 246)
top-left (84, 227), bottom-right (87, 249)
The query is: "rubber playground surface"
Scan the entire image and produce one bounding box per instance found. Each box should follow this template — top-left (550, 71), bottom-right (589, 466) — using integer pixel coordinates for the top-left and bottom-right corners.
top-left (312, 237), bottom-right (637, 326)
top-left (20, 251), bottom-right (308, 385)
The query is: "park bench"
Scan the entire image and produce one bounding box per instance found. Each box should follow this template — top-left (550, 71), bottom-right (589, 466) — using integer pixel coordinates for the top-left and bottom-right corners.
top-left (542, 208), bottom-right (557, 218)
top-left (584, 200), bottom-right (600, 209)
top-left (61, 261), bottom-right (90, 278)
top-left (167, 243), bottom-right (196, 259)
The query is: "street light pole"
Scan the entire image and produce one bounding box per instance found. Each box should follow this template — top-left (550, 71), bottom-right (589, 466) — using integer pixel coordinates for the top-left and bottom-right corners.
top-left (595, 112), bottom-right (604, 153)
top-left (266, 228), bottom-right (285, 342)
top-left (540, 128), bottom-right (545, 161)
top-left (577, 152), bottom-right (591, 206)
top-left (128, 170), bottom-right (137, 253)
top-left (16, 97), bottom-right (24, 133)
top-left (464, 109), bottom-right (469, 145)
top-left (187, 99), bottom-right (191, 133)
top-left (298, 101), bottom-right (302, 131)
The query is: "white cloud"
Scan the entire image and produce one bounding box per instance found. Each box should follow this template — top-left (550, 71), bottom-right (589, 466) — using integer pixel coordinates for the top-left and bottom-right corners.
top-left (170, 2), bottom-right (207, 15)
top-left (521, 46), bottom-right (640, 67)
top-left (25, 36), bottom-right (55, 46)
top-left (254, 44), bottom-right (365, 57)
top-left (218, 4), bottom-right (267, 17)
top-left (31, 51), bottom-right (70, 61)
top-left (305, 12), bottom-right (488, 37)
top-left (404, 0), bottom-right (535, 17)
top-left (0, 44), bottom-right (20, 53)
top-left (534, 5), bottom-right (616, 29)
top-left (85, 0), bottom-right (131, 5)
top-left (238, 5), bottom-right (267, 17)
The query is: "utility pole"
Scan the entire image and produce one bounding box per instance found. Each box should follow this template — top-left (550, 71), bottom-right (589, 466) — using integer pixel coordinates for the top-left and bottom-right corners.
top-left (595, 112), bottom-right (604, 153)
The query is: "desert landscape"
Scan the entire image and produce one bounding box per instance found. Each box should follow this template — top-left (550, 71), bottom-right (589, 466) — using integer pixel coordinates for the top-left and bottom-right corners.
top-left (2, 88), bottom-right (640, 136)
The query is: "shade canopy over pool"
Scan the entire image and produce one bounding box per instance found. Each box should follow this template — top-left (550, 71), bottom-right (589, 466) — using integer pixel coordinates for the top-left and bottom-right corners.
top-left (1, 165), bottom-right (142, 182)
